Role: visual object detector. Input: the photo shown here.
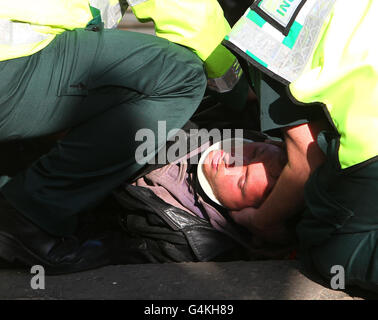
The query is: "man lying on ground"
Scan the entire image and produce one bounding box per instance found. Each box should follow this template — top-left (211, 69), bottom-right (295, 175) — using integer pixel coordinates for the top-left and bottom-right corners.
top-left (112, 130), bottom-right (298, 264)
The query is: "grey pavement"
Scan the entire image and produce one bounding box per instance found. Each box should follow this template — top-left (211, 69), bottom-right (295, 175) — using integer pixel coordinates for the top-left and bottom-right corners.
top-left (118, 10), bottom-right (155, 35)
top-left (0, 260), bottom-right (375, 300)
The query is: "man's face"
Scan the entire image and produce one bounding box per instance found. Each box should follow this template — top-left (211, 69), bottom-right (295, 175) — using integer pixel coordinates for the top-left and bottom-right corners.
top-left (202, 142), bottom-right (286, 210)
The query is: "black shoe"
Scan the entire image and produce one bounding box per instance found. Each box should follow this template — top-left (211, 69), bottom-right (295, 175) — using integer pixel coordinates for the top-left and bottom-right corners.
top-left (0, 196), bottom-right (114, 275)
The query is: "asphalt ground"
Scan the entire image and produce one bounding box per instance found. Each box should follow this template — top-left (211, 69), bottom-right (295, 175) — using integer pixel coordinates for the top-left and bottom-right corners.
top-left (1, 259), bottom-right (376, 300)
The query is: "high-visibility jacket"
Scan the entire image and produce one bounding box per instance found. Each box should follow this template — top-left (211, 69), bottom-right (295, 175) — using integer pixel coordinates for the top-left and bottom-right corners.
top-left (0, 0), bottom-right (241, 92)
top-left (289, 0), bottom-right (378, 169)
top-left (0, 0), bottom-right (123, 61)
top-left (224, 0), bottom-right (378, 169)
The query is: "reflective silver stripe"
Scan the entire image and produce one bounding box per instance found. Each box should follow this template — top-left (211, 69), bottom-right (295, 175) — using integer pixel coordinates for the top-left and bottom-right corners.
top-left (257, 0), bottom-right (306, 31)
top-left (0, 1), bottom-right (123, 48)
top-left (126, 0), bottom-right (148, 7)
top-left (89, 0), bottom-right (123, 29)
top-left (0, 19), bottom-right (50, 46)
top-left (225, 0), bottom-right (336, 84)
top-left (207, 59), bottom-right (243, 93)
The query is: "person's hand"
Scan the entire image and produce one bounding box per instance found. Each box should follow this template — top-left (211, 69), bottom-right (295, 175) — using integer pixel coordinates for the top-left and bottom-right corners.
top-left (230, 207), bottom-right (294, 245)
top-left (230, 207), bottom-right (259, 230)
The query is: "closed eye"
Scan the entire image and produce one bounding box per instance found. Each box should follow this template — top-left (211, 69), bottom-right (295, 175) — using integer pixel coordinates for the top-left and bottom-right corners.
top-left (240, 166), bottom-right (250, 194)
top-left (238, 174), bottom-right (246, 191)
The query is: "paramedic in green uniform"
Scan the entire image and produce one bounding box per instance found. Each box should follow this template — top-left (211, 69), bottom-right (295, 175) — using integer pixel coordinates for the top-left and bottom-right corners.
top-left (0, 0), bottom-right (240, 273)
top-left (228, 0), bottom-right (378, 293)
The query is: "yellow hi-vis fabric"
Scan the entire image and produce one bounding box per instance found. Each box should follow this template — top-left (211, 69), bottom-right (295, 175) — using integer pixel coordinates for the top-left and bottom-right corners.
top-left (0, 0), bottom-right (92, 61)
top-left (289, 0), bottom-right (378, 169)
top-left (0, 0), bottom-right (122, 62)
top-left (128, 0), bottom-right (236, 79)
top-left (1, 0), bottom-right (238, 90)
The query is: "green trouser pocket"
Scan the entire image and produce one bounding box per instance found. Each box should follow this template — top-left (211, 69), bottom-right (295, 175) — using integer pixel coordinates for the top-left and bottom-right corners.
top-left (56, 30), bottom-right (100, 97)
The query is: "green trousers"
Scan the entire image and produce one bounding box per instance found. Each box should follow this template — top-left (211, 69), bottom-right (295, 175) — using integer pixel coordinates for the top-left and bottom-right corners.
top-left (246, 65), bottom-right (378, 293)
top-left (297, 133), bottom-right (378, 293)
top-left (0, 29), bottom-right (207, 235)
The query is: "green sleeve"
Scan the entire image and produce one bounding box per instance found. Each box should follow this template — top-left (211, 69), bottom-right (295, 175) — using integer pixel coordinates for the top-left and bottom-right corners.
top-left (248, 66), bottom-right (326, 137)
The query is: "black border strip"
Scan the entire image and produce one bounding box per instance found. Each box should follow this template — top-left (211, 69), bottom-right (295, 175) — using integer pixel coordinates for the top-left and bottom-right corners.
top-left (343, 155), bottom-right (378, 174)
top-left (251, 0), bottom-right (307, 36)
top-left (223, 39), bottom-right (290, 86)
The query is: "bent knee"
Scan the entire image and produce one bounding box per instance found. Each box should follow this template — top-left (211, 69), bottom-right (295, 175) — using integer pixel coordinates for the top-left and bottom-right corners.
top-left (160, 44), bottom-right (207, 94)
top-left (305, 231), bottom-right (378, 293)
